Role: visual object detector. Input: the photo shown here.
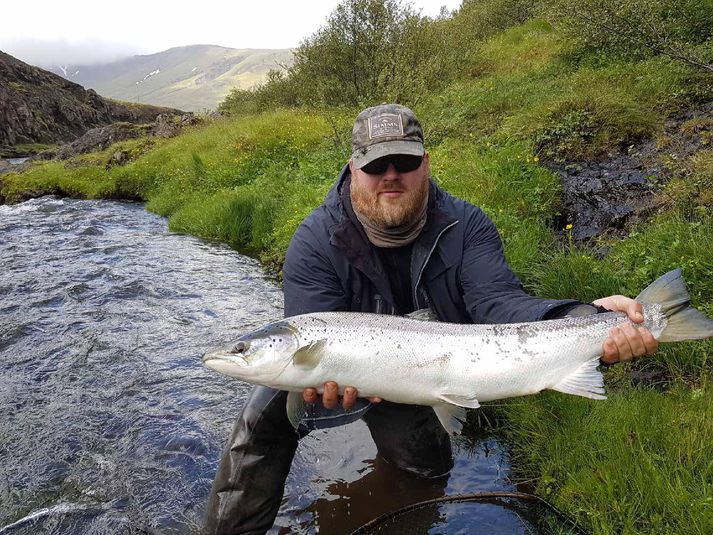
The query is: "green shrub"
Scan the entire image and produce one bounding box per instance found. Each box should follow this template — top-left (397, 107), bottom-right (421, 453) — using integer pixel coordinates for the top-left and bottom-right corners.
top-left (545, 0), bottom-right (713, 71)
top-left (534, 109), bottom-right (598, 162)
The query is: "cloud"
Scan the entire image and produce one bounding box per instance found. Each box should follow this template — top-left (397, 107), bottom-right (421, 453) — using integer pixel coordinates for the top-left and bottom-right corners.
top-left (0, 38), bottom-right (143, 67)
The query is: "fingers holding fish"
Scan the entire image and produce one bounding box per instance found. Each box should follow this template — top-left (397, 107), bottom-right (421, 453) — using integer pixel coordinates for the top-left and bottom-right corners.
top-left (302, 382), bottom-right (382, 409)
top-left (301, 381), bottom-right (352, 409)
top-left (641, 328), bottom-right (659, 355)
top-left (323, 381), bottom-right (339, 408)
top-left (342, 386), bottom-right (358, 409)
top-left (594, 294), bottom-right (657, 363)
top-left (303, 387), bottom-right (318, 404)
top-left (602, 324), bottom-right (657, 363)
top-left (593, 295), bottom-right (645, 323)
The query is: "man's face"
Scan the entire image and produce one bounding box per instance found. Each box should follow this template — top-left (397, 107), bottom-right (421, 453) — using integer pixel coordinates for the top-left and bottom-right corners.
top-left (349, 153), bottom-right (430, 228)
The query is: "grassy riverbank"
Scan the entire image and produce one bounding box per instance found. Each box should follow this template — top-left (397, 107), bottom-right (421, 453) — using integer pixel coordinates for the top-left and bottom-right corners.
top-left (2, 7), bottom-right (712, 534)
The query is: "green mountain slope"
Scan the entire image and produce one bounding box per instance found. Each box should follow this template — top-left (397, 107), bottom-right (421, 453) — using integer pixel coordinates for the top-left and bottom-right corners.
top-left (51, 45), bottom-right (293, 112)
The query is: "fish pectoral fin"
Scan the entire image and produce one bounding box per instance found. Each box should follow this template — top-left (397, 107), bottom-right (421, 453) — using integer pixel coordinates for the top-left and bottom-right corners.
top-left (438, 393), bottom-right (481, 409)
top-left (432, 404), bottom-right (467, 435)
top-left (292, 339), bottom-right (327, 369)
top-left (286, 391), bottom-right (307, 430)
top-left (550, 358), bottom-right (607, 400)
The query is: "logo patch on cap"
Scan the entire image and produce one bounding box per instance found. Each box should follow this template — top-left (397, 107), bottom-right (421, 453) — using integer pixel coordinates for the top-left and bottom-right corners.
top-left (368, 114), bottom-right (403, 139)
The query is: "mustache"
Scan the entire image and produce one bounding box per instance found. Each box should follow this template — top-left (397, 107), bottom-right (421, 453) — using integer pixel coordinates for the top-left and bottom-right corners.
top-left (378, 179), bottom-right (405, 192)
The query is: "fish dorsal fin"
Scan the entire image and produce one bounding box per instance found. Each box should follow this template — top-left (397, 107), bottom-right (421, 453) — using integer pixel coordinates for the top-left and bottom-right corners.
top-left (406, 308), bottom-right (439, 322)
top-left (286, 391), bottom-right (307, 430)
top-left (432, 404), bottom-right (467, 435)
top-left (550, 358), bottom-right (606, 400)
top-left (292, 339), bottom-right (327, 368)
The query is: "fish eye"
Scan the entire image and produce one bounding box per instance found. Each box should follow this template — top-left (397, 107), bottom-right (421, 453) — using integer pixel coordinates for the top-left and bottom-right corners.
top-left (230, 341), bottom-right (250, 354)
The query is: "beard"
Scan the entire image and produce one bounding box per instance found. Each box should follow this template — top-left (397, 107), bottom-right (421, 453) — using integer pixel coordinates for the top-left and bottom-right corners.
top-left (350, 175), bottom-right (429, 229)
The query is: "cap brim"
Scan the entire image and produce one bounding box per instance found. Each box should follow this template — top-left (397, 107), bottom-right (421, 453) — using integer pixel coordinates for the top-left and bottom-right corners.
top-left (352, 140), bottom-right (424, 169)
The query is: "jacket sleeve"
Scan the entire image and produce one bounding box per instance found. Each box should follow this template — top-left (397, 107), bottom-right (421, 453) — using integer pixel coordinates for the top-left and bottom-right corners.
top-left (460, 208), bottom-right (578, 323)
top-left (283, 222), bottom-right (349, 318)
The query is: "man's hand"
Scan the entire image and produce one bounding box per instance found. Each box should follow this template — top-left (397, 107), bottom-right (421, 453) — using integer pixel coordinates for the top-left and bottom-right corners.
top-left (592, 295), bottom-right (659, 364)
top-left (303, 381), bottom-right (382, 410)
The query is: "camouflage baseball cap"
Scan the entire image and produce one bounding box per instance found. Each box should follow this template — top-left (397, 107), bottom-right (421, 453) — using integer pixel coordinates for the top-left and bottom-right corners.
top-left (351, 104), bottom-right (424, 169)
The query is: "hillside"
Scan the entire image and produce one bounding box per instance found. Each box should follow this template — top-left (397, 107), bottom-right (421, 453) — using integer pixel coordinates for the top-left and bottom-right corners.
top-left (0, 50), bottom-right (180, 155)
top-left (48, 45), bottom-right (293, 112)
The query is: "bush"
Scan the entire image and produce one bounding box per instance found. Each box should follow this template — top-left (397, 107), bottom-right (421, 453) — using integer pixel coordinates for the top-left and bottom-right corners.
top-left (218, 0), bottom-right (544, 112)
top-left (545, 0), bottom-right (713, 72)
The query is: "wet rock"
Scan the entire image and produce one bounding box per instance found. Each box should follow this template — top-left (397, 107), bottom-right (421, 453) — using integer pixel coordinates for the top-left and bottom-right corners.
top-left (0, 157), bottom-right (31, 175)
top-left (152, 113), bottom-right (200, 138)
top-left (0, 145), bottom-right (32, 159)
top-left (45, 123), bottom-right (144, 160)
top-left (550, 146), bottom-right (659, 240)
top-left (107, 149), bottom-right (130, 168)
top-left (630, 367), bottom-right (671, 392)
top-left (548, 102), bottom-right (712, 242)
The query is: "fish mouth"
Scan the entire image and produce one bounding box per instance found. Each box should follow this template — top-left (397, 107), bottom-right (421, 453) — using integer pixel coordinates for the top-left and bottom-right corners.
top-left (202, 350), bottom-right (248, 367)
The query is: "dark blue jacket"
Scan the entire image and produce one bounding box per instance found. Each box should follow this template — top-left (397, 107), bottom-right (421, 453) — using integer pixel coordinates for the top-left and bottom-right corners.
top-left (283, 165), bottom-right (578, 322)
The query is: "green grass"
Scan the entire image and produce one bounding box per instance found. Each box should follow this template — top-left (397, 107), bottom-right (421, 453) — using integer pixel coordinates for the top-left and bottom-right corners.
top-left (502, 382), bottom-right (713, 535)
top-left (2, 15), bottom-right (713, 535)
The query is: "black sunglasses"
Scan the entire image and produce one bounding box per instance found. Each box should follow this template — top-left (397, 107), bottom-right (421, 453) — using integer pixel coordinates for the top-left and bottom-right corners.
top-left (360, 154), bottom-right (423, 175)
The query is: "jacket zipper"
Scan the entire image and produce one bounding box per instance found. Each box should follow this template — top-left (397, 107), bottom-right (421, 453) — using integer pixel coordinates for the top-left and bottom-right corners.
top-left (412, 220), bottom-right (459, 309)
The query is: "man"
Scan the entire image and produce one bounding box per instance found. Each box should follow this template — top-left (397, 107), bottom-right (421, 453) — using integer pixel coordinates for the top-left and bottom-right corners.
top-left (204, 104), bottom-right (658, 534)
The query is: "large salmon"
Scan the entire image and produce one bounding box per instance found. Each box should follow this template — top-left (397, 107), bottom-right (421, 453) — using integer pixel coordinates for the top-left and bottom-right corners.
top-left (203, 269), bottom-right (713, 434)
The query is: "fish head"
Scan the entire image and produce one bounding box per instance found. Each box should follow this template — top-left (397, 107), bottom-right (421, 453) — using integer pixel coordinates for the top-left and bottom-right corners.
top-left (202, 320), bottom-right (300, 383)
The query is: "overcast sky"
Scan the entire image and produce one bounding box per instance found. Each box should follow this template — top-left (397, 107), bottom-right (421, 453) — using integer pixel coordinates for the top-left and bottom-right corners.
top-left (1, 0), bottom-right (462, 66)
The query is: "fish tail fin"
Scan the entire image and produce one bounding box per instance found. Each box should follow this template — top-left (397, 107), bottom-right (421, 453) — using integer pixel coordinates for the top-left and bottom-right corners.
top-left (636, 269), bottom-right (713, 342)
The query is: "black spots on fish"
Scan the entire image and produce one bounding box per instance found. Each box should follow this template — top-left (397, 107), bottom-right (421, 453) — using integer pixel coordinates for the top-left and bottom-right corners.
top-left (515, 325), bottom-right (537, 345)
top-left (396, 343), bottom-right (402, 349)
top-left (492, 325), bottom-right (507, 337)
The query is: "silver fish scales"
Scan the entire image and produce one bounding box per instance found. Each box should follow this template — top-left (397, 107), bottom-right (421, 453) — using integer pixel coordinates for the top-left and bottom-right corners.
top-left (204, 269), bottom-right (713, 434)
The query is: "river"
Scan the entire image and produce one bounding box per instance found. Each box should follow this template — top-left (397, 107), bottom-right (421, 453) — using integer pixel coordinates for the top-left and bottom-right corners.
top-left (0, 197), bottom-right (569, 533)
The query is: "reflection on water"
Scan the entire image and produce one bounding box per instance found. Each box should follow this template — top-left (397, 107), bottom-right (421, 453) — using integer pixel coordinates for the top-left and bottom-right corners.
top-left (0, 197), bottom-right (562, 534)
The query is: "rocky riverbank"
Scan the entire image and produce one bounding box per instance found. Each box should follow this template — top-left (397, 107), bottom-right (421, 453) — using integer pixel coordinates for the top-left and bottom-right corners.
top-left (0, 50), bottom-right (184, 156)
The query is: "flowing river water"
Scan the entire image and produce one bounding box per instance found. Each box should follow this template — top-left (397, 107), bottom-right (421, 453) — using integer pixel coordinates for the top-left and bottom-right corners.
top-left (0, 197), bottom-right (571, 534)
